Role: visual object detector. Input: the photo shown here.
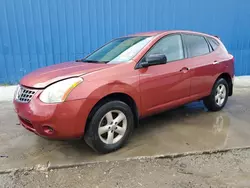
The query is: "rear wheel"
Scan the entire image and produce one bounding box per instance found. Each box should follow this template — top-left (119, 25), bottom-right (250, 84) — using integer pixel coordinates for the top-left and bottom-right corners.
top-left (84, 101), bottom-right (134, 153)
top-left (203, 78), bottom-right (229, 111)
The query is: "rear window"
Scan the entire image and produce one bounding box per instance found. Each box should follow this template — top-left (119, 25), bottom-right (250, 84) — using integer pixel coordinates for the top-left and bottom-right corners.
top-left (183, 34), bottom-right (210, 58)
top-left (207, 37), bottom-right (220, 51)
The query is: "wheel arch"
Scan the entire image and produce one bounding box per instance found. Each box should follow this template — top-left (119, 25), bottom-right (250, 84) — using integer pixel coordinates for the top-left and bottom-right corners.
top-left (216, 73), bottom-right (233, 96)
top-left (85, 92), bottom-right (139, 133)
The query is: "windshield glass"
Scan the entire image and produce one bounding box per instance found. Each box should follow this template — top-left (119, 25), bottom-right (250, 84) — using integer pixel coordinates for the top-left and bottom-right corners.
top-left (84, 36), bottom-right (153, 64)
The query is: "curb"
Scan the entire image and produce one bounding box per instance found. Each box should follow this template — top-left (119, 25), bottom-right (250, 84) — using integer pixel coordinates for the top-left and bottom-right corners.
top-left (0, 168), bottom-right (17, 175)
top-left (1, 146), bottom-right (250, 175)
top-left (48, 146), bottom-right (250, 170)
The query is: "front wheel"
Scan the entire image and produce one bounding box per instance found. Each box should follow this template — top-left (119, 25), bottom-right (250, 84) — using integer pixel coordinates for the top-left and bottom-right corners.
top-left (203, 78), bottom-right (229, 111)
top-left (84, 101), bottom-right (134, 153)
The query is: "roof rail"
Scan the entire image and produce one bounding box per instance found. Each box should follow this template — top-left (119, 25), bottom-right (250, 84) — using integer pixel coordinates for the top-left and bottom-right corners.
top-left (214, 35), bottom-right (220, 39)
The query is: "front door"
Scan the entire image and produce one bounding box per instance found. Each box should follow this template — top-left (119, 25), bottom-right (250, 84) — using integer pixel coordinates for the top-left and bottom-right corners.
top-left (138, 34), bottom-right (191, 116)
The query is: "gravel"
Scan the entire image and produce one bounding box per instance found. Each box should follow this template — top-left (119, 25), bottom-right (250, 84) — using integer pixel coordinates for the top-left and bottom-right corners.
top-left (1, 149), bottom-right (250, 188)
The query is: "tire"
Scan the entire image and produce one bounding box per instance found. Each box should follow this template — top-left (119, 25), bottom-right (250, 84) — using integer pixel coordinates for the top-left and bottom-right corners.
top-left (203, 78), bottom-right (229, 112)
top-left (84, 101), bottom-right (134, 153)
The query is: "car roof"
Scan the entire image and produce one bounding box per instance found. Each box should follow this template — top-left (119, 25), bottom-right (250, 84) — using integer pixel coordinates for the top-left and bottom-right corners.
top-left (128, 31), bottom-right (164, 36)
top-left (129, 30), bottom-right (215, 38)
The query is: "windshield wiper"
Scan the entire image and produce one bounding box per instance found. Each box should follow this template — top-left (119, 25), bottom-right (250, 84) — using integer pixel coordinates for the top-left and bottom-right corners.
top-left (84, 60), bottom-right (109, 64)
top-left (75, 59), bottom-right (109, 63)
top-left (84, 60), bottom-right (99, 63)
top-left (75, 59), bottom-right (84, 62)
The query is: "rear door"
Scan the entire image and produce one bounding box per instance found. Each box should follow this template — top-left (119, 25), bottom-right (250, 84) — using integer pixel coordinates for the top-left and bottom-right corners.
top-left (182, 34), bottom-right (215, 97)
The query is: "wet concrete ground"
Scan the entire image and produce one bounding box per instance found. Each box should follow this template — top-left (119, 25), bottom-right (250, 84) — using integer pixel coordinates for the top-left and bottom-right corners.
top-left (1, 86), bottom-right (250, 171)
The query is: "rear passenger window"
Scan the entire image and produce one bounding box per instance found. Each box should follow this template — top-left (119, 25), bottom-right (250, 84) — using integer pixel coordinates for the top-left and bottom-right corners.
top-left (207, 37), bottom-right (220, 51)
top-left (184, 34), bottom-right (210, 57)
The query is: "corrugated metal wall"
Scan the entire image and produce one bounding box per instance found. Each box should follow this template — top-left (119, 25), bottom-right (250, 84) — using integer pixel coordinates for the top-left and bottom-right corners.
top-left (0, 0), bottom-right (250, 84)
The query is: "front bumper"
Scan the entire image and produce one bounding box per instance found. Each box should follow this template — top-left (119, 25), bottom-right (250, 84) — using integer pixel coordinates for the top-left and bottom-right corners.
top-left (13, 93), bottom-right (91, 139)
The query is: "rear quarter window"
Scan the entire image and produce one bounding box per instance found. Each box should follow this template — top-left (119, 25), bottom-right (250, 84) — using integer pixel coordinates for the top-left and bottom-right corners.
top-left (207, 37), bottom-right (220, 51)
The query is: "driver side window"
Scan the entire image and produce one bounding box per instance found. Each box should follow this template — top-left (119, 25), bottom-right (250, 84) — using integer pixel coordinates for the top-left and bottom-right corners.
top-left (145, 34), bottom-right (184, 62)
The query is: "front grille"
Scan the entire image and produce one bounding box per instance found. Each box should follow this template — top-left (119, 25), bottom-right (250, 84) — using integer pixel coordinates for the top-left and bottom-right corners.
top-left (16, 86), bottom-right (36, 103)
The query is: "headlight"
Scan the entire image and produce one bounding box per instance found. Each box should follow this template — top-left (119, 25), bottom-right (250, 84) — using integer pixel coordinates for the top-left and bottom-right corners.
top-left (39, 77), bottom-right (83, 103)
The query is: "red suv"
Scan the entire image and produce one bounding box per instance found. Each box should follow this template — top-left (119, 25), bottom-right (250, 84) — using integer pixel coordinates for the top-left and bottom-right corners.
top-left (14, 30), bottom-right (234, 153)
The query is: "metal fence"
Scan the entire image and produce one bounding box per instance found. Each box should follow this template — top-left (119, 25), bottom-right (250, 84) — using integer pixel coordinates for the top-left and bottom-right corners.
top-left (0, 0), bottom-right (249, 84)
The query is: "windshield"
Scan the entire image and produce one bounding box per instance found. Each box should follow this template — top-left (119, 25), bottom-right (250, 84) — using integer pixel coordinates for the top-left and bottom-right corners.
top-left (83, 36), bottom-right (153, 64)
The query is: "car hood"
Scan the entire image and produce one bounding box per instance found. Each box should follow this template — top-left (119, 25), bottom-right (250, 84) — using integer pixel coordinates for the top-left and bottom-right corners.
top-left (20, 61), bottom-right (116, 88)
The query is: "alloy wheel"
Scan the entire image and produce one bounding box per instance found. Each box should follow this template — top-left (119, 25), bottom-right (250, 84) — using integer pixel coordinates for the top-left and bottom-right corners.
top-left (215, 84), bottom-right (226, 106)
top-left (98, 110), bottom-right (127, 144)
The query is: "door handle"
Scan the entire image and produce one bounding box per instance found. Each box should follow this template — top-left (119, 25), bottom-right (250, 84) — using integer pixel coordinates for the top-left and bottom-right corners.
top-left (213, 60), bottom-right (219, 65)
top-left (180, 67), bottom-right (190, 73)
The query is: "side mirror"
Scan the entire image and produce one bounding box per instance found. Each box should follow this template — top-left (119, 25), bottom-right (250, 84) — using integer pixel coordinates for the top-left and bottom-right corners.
top-left (141, 54), bottom-right (167, 67)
